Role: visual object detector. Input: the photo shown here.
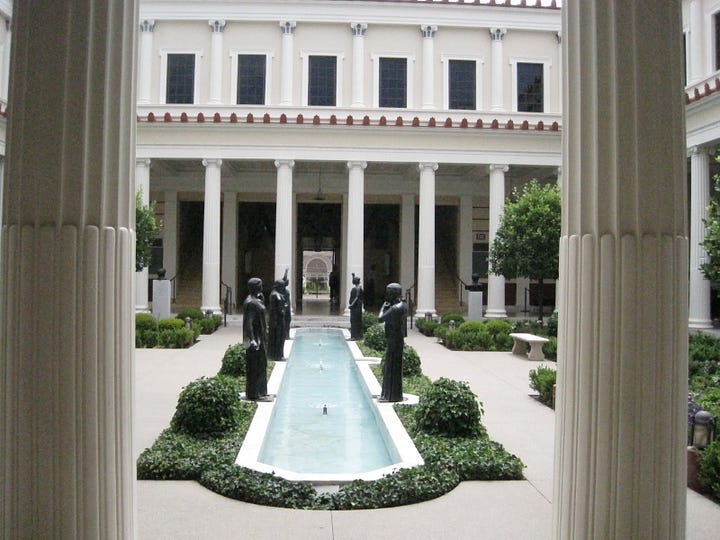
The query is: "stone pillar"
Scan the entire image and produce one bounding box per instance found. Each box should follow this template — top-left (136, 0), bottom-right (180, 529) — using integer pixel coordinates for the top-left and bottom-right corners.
top-left (689, 0), bottom-right (704, 85)
top-left (201, 159), bottom-right (222, 314)
top-left (555, 32), bottom-right (562, 114)
top-left (279, 21), bottom-right (296, 106)
top-left (222, 192), bottom-right (238, 312)
top-left (490, 28), bottom-right (506, 112)
top-left (554, 2), bottom-right (688, 538)
top-left (0, 1), bottom-right (137, 537)
top-left (163, 190), bottom-right (178, 285)
top-left (345, 161), bottom-right (367, 315)
top-left (486, 164), bottom-right (508, 318)
top-left (689, 146), bottom-right (713, 329)
top-left (138, 19), bottom-right (155, 104)
top-left (416, 163), bottom-right (438, 318)
top-left (350, 23), bottom-right (367, 108)
top-left (208, 19), bottom-right (226, 105)
top-left (135, 158), bottom-right (151, 312)
top-left (340, 192), bottom-right (349, 312)
top-left (421, 25), bottom-right (437, 110)
top-left (400, 193), bottom-right (416, 302)
top-left (458, 195), bottom-right (473, 306)
top-left (274, 159), bottom-right (294, 282)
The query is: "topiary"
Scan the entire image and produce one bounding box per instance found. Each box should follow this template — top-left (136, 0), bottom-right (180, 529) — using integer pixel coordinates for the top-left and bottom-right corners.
top-left (176, 307), bottom-right (205, 321)
top-left (136, 313), bottom-right (158, 331)
top-left (699, 439), bottom-right (720, 499)
top-left (402, 344), bottom-right (422, 377)
top-left (440, 312), bottom-right (465, 325)
top-left (415, 378), bottom-right (483, 437)
top-left (158, 327), bottom-right (195, 348)
top-left (219, 343), bottom-right (247, 377)
top-left (363, 323), bottom-right (387, 351)
top-left (171, 376), bottom-right (243, 438)
top-left (199, 317), bottom-right (217, 334)
top-left (484, 320), bottom-right (514, 351)
top-left (159, 318), bottom-right (185, 331)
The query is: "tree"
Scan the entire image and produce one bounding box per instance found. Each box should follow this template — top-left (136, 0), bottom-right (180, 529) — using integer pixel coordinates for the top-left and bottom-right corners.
top-left (701, 176), bottom-right (720, 290)
top-left (488, 179), bottom-right (561, 322)
top-left (136, 190), bottom-right (160, 272)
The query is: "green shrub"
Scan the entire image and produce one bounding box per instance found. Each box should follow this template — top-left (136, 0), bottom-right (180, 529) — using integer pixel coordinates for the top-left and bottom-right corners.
top-left (219, 343), bottom-right (247, 377)
top-left (529, 366), bottom-right (556, 407)
top-left (484, 320), bottom-right (514, 350)
top-left (136, 329), bottom-right (159, 348)
top-left (415, 318), bottom-right (439, 337)
top-left (171, 376), bottom-right (243, 438)
top-left (158, 327), bottom-right (195, 348)
top-left (512, 319), bottom-right (545, 335)
top-left (699, 439), bottom-right (720, 499)
top-left (689, 333), bottom-right (720, 378)
top-left (402, 345), bottom-right (422, 377)
top-left (697, 387), bottom-right (720, 421)
top-left (362, 311), bottom-right (379, 332)
top-left (159, 318), bottom-right (185, 331)
top-left (136, 429), bottom-right (206, 480)
top-left (363, 323), bottom-right (386, 351)
top-left (545, 311), bottom-right (559, 337)
top-left (446, 321), bottom-right (492, 351)
top-left (136, 313), bottom-right (158, 331)
top-left (199, 317), bottom-right (218, 334)
top-left (415, 378), bottom-right (483, 437)
top-left (440, 312), bottom-right (465, 325)
top-left (176, 307), bottom-right (205, 321)
top-left (543, 337), bottom-right (558, 360)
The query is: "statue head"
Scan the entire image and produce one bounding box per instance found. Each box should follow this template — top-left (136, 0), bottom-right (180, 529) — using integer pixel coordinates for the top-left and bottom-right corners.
top-left (385, 282), bottom-right (402, 302)
top-left (273, 279), bottom-right (285, 291)
top-left (248, 277), bottom-right (263, 296)
top-left (352, 275), bottom-right (360, 285)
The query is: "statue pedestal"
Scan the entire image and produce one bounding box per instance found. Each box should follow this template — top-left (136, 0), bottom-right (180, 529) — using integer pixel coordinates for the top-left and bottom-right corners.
top-left (152, 280), bottom-right (172, 320)
top-left (467, 291), bottom-right (484, 321)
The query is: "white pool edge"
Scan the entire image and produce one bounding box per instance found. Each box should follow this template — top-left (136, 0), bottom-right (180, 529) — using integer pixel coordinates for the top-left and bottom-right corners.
top-left (235, 329), bottom-right (424, 484)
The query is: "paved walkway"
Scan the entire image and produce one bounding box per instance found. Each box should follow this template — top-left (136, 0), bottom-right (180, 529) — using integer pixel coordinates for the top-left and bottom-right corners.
top-left (136, 320), bottom-right (720, 539)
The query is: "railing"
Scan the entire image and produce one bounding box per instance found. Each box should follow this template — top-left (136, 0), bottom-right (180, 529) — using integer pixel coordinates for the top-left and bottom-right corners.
top-left (221, 280), bottom-right (233, 326)
top-left (405, 283), bottom-right (416, 330)
top-left (454, 274), bottom-right (468, 306)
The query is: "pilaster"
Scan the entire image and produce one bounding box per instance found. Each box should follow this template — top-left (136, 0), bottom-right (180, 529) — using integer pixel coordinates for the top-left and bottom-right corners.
top-left (351, 23), bottom-right (367, 108)
top-left (279, 21), bottom-right (296, 106)
top-left (490, 27), bottom-right (506, 112)
top-left (689, 146), bottom-right (713, 329)
top-left (208, 19), bottom-right (226, 105)
top-left (201, 158), bottom-right (222, 314)
top-left (421, 25), bottom-right (437, 110)
top-left (138, 19), bottom-right (155, 104)
top-left (689, 0), bottom-right (704, 84)
top-left (416, 162), bottom-right (438, 318)
top-left (486, 164), bottom-right (508, 318)
top-left (274, 159), bottom-right (295, 282)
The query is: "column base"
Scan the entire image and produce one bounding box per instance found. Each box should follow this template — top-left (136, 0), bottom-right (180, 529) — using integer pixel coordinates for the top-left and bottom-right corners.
top-left (689, 318), bottom-right (714, 329)
top-left (135, 305), bottom-right (150, 313)
top-left (414, 308), bottom-right (436, 321)
top-left (484, 308), bottom-right (508, 319)
top-left (200, 306), bottom-right (223, 316)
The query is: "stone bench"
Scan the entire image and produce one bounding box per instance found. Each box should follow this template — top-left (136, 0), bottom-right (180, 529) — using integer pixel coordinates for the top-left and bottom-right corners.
top-left (509, 332), bottom-right (549, 361)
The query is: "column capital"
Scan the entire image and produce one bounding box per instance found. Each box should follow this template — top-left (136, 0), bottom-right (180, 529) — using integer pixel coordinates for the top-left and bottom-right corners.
top-left (347, 160), bottom-right (367, 171)
top-left (418, 162), bottom-right (438, 172)
top-left (280, 21), bottom-right (297, 35)
top-left (202, 158), bottom-right (222, 168)
top-left (209, 19), bottom-right (226, 33)
top-left (351, 22), bottom-right (367, 36)
top-left (136, 157), bottom-right (151, 168)
top-left (490, 27), bottom-right (507, 41)
top-left (274, 159), bottom-right (295, 170)
top-left (421, 24), bottom-right (438, 38)
top-left (140, 19), bottom-right (155, 33)
top-left (688, 145), bottom-right (714, 157)
top-left (488, 164), bottom-right (509, 174)
top-left (556, 31), bottom-right (562, 44)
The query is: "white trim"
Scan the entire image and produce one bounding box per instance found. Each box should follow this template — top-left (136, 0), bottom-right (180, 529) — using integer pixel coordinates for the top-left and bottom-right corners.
top-left (371, 52), bottom-right (416, 109)
top-left (300, 50), bottom-right (345, 107)
top-left (158, 48), bottom-right (203, 105)
top-left (509, 57), bottom-right (551, 114)
top-left (229, 49), bottom-right (273, 106)
top-left (440, 53), bottom-right (484, 111)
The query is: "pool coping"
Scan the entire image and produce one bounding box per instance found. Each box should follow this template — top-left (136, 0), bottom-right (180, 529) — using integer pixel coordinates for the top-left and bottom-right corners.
top-left (234, 328), bottom-right (424, 485)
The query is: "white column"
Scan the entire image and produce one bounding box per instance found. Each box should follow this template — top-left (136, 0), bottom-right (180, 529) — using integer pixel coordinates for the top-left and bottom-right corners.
top-left (138, 19), bottom-right (154, 104)
top-left (340, 192), bottom-right (349, 312)
top-left (416, 163), bottom-right (438, 318)
top-left (350, 23), bottom-right (367, 108)
top-left (490, 28), bottom-right (506, 112)
top-left (279, 21), bottom-right (296, 106)
top-left (135, 158), bottom-right (151, 312)
top-left (345, 161), bottom-right (367, 315)
top-left (274, 159), bottom-right (294, 281)
top-left (1, 1), bottom-right (136, 536)
top-left (689, 0), bottom-right (704, 84)
top-left (208, 20), bottom-right (226, 105)
top-left (554, 2), bottom-right (687, 538)
top-left (201, 159), bottom-right (222, 314)
top-left (458, 195), bottom-right (473, 306)
top-left (400, 193), bottom-right (416, 298)
top-left (486, 164), bottom-right (508, 318)
top-left (421, 25), bottom-right (437, 110)
top-left (689, 146), bottom-right (713, 329)
top-left (222, 192), bottom-right (238, 312)
top-left (163, 190), bottom-right (178, 282)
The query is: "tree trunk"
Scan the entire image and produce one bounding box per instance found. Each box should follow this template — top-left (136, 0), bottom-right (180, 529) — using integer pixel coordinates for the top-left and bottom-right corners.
top-left (537, 278), bottom-right (544, 324)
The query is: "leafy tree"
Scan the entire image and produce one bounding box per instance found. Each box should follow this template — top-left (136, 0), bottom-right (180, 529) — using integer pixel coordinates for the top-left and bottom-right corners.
top-left (701, 176), bottom-right (720, 290)
top-left (488, 180), bottom-right (561, 322)
top-left (136, 190), bottom-right (160, 272)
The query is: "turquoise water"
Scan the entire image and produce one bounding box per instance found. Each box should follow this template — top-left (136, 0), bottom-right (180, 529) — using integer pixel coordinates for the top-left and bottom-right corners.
top-left (258, 328), bottom-right (399, 474)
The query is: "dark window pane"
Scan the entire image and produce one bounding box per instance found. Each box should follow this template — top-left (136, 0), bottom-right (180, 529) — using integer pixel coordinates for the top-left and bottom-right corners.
top-left (715, 14), bottom-right (720, 71)
top-left (166, 53), bottom-right (195, 104)
top-left (517, 62), bottom-right (543, 113)
top-left (449, 60), bottom-right (476, 110)
top-left (309, 56), bottom-right (336, 106)
top-left (379, 57), bottom-right (407, 108)
top-left (237, 54), bottom-right (266, 105)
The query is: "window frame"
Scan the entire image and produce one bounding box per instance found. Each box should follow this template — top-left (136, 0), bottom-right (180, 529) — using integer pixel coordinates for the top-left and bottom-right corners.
top-left (510, 57), bottom-right (551, 114)
top-left (371, 52), bottom-right (415, 109)
top-left (301, 51), bottom-right (344, 107)
top-left (230, 50), bottom-right (272, 106)
top-left (159, 49), bottom-right (202, 105)
top-left (441, 54), bottom-right (484, 111)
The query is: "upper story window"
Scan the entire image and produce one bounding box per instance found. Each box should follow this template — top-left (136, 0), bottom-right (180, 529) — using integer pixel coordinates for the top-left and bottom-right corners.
top-left (516, 62), bottom-right (544, 113)
top-left (166, 53), bottom-right (196, 104)
top-left (448, 59), bottom-right (477, 110)
top-left (237, 54), bottom-right (267, 105)
top-left (308, 55), bottom-right (337, 106)
top-left (379, 57), bottom-right (407, 108)
top-left (715, 13), bottom-right (720, 71)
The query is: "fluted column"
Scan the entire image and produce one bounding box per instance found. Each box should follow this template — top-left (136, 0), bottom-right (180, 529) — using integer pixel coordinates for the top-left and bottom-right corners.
top-left (208, 19), bottom-right (226, 105)
top-left (458, 195), bottom-right (473, 306)
top-left (279, 21), bottom-right (296, 106)
top-left (554, 2), bottom-right (687, 538)
top-left (400, 193), bottom-right (416, 299)
top-left (274, 160), bottom-right (294, 281)
top-left (351, 23), bottom-right (367, 108)
top-left (486, 164), bottom-right (508, 318)
top-left (201, 159), bottom-right (222, 314)
top-left (345, 161), bottom-right (367, 315)
top-left (222, 192), bottom-right (238, 312)
top-left (490, 28), bottom-right (506, 112)
top-left (163, 190), bottom-right (178, 283)
top-left (689, 0), bottom-right (704, 84)
top-left (138, 19), bottom-right (154, 104)
top-left (416, 163), bottom-right (438, 318)
top-left (135, 158), bottom-right (151, 312)
top-left (689, 146), bottom-right (713, 329)
top-left (1, 1), bottom-right (137, 536)
top-left (421, 25), bottom-right (437, 110)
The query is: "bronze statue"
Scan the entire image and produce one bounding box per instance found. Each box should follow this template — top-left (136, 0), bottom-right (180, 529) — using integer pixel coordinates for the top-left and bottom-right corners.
top-left (243, 277), bottom-right (269, 400)
top-left (378, 283), bottom-right (407, 402)
top-left (348, 273), bottom-right (364, 340)
top-left (267, 279), bottom-right (287, 361)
